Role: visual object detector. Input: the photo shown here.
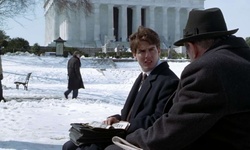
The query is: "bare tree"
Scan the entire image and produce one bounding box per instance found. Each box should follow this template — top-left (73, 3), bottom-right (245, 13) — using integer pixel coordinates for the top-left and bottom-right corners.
top-left (0, 0), bottom-right (93, 27)
top-left (50, 0), bottom-right (93, 16)
top-left (0, 0), bottom-right (38, 26)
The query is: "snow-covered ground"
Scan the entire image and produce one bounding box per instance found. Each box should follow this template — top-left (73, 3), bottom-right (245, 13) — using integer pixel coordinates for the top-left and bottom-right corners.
top-left (0, 52), bottom-right (189, 150)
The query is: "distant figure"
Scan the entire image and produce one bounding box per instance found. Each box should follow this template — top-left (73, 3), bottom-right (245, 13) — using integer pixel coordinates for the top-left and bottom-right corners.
top-left (167, 46), bottom-right (172, 59)
top-left (114, 44), bottom-right (120, 58)
top-left (64, 51), bottom-right (84, 99)
top-left (0, 47), bottom-right (5, 102)
top-left (121, 45), bottom-right (125, 51)
top-left (114, 44), bottom-right (120, 52)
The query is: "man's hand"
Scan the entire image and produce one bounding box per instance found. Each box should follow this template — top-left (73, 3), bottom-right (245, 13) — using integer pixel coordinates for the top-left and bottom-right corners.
top-left (103, 117), bottom-right (120, 125)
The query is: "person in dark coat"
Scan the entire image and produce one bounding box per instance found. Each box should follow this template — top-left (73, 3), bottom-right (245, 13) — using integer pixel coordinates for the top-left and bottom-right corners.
top-left (62, 26), bottom-right (179, 150)
top-left (64, 51), bottom-right (84, 99)
top-left (0, 47), bottom-right (5, 102)
top-left (106, 8), bottom-right (250, 150)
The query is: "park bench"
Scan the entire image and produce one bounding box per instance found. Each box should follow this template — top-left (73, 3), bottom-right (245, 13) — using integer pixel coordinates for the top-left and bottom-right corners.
top-left (14, 72), bottom-right (32, 90)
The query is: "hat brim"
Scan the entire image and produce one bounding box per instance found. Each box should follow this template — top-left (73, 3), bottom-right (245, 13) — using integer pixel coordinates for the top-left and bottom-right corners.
top-left (174, 28), bottom-right (238, 46)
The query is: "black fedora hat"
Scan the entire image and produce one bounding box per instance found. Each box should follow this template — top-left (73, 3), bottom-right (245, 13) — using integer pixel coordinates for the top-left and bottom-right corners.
top-left (174, 8), bottom-right (238, 46)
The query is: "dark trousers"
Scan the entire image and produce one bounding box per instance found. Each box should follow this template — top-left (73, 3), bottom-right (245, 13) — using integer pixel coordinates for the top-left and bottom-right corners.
top-left (62, 140), bottom-right (110, 150)
top-left (0, 80), bottom-right (4, 100)
top-left (62, 141), bottom-right (78, 150)
top-left (64, 89), bottom-right (78, 99)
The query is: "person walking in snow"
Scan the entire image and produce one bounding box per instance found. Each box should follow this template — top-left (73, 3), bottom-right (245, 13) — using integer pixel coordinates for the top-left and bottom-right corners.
top-left (64, 51), bottom-right (84, 99)
top-left (0, 47), bottom-right (5, 102)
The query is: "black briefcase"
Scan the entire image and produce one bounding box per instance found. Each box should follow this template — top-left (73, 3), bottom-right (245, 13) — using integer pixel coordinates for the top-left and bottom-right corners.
top-left (69, 123), bottom-right (126, 146)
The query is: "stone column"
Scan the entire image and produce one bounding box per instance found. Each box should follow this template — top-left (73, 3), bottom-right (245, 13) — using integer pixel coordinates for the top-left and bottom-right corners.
top-left (94, 3), bottom-right (100, 41)
top-left (65, 11), bottom-right (70, 41)
top-left (67, 10), bottom-right (79, 46)
top-left (79, 8), bottom-right (86, 46)
top-left (119, 5), bottom-right (127, 42)
top-left (132, 5), bottom-right (142, 32)
top-left (181, 8), bottom-right (193, 38)
top-left (175, 7), bottom-right (180, 42)
top-left (162, 7), bottom-right (168, 42)
top-left (53, 9), bottom-right (59, 41)
top-left (108, 4), bottom-right (115, 41)
top-left (149, 6), bottom-right (155, 29)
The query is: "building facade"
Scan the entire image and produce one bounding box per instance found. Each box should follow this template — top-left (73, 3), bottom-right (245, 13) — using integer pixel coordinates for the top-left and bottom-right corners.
top-left (44, 0), bottom-right (204, 49)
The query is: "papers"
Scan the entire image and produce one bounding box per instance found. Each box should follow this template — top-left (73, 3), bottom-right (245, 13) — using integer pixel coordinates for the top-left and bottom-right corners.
top-left (88, 121), bottom-right (130, 130)
top-left (112, 136), bottom-right (143, 150)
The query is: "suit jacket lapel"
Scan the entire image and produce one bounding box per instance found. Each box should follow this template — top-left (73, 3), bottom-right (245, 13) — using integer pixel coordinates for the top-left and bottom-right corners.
top-left (130, 63), bottom-right (166, 119)
top-left (130, 79), bottom-right (151, 118)
top-left (129, 62), bottom-right (169, 119)
top-left (122, 73), bottom-right (143, 119)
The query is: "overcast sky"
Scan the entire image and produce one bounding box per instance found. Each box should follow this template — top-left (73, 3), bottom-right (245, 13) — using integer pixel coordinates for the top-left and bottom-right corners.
top-left (3, 0), bottom-right (250, 46)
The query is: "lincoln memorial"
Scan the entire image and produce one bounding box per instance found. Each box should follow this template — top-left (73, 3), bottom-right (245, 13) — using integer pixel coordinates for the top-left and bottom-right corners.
top-left (44, 0), bottom-right (204, 49)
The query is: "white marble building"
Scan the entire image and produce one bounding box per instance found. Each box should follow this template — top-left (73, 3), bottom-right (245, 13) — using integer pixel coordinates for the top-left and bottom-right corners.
top-left (44, 0), bottom-right (204, 49)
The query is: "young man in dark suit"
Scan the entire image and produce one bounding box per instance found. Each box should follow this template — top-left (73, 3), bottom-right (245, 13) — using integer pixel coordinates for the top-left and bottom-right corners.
top-left (63, 26), bottom-right (179, 150)
top-left (108, 8), bottom-right (250, 150)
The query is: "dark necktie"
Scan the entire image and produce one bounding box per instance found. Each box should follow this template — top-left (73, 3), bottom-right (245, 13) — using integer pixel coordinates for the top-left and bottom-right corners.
top-left (139, 73), bottom-right (147, 91)
top-left (126, 73), bottom-right (148, 121)
top-left (142, 73), bottom-right (147, 81)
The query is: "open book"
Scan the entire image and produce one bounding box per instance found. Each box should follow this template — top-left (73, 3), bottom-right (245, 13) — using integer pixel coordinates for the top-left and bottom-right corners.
top-left (112, 136), bottom-right (143, 150)
top-left (88, 121), bottom-right (130, 130)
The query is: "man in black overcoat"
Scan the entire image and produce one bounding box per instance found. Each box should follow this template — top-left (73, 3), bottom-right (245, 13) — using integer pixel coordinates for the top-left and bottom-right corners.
top-left (107, 8), bottom-right (250, 150)
top-left (64, 51), bottom-right (84, 99)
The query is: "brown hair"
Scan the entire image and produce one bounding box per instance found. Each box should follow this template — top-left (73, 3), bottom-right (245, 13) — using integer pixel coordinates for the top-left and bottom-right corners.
top-left (129, 26), bottom-right (160, 53)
